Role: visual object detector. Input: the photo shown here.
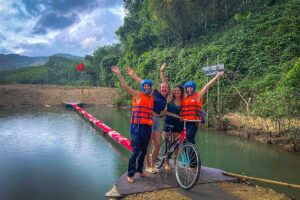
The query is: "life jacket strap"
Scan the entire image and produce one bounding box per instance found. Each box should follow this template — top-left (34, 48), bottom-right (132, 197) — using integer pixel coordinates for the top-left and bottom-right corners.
top-left (131, 105), bottom-right (153, 110)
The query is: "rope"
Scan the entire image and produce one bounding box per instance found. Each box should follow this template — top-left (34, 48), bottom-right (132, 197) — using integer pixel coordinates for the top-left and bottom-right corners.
top-left (224, 74), bottom-right (250, 114)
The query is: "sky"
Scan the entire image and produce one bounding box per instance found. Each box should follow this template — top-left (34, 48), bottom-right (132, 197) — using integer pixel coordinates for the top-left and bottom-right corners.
top-left (0, 0), bottom-right (125, 57)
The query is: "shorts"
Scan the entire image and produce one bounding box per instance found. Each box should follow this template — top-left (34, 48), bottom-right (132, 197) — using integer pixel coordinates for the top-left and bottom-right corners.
top-left (152, 115), bottom-right (161, 132)
top-left (164, 121), bottom-right (183, 133)
top-left (164, 116), bottom-right (183, 133)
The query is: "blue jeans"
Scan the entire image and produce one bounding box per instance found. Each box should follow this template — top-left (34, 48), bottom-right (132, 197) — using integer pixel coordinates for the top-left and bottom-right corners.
top-left (128, 124), bottom-right (152, 177)
top-left (186, 122), bottom-right (198, 144)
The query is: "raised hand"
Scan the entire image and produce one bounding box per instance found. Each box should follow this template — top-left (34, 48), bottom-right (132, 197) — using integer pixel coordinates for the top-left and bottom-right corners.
top-left (216, 71), bottom-right (224, 78)
top-left (160, 63), bottom-right (166, 72)
top-left (111, 66), bottom-right (120, 74)
top-left (127, 67), bottom-right (134, 76)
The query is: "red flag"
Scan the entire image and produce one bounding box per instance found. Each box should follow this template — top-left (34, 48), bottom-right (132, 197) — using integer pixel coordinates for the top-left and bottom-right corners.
top-left (77, 63), bottom-right (84, 71)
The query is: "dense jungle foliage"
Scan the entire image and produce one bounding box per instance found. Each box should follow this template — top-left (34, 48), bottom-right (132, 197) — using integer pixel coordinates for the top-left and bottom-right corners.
top-left (114, 0), bottom-right (299, 120)
top-left (1, 0), bottom-right (299, 130)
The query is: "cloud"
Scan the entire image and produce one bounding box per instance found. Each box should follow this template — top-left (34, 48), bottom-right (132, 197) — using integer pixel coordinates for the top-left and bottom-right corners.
top-left (0, 33), bottom-right (6, 41)
top-left (81, 37), bottom-right (98, 48)
top-left (32, 12), bottom-right (79, 34)
top-left (0, 0), bottom-right (125, 56)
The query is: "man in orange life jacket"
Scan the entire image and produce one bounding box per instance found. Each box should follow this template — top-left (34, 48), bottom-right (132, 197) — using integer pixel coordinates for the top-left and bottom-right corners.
top-left (112, 66), bottom-right (153, 183)
top-left (182, 71), bottom-right (224, 144)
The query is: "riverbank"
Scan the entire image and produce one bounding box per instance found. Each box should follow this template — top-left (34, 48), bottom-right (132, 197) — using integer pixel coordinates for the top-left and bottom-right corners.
top-left (221, 113), bottom-right (300, 152)
top-left (0, 84), bottom-right (118, 107)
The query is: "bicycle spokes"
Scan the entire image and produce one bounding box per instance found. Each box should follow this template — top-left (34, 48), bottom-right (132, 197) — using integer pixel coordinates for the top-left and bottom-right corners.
top-left (175, 143), bottom-right (201, 190)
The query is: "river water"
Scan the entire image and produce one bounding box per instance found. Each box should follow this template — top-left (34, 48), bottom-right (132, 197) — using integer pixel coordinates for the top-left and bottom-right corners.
top-left (0, 106), bottom-right (299, 199)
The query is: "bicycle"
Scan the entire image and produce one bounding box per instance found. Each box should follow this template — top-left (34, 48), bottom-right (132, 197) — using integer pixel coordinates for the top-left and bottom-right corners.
top-left (155, 115), bottom-right (201, 190)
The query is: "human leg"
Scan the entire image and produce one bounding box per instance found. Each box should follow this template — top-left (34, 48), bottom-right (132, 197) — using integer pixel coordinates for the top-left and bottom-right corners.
top-left (172, 132), bottom-right (181, 167)
top-left (185, 122), bottom-right (198, 144)
top-left (127, 127), bottom-right (141, 179)
top-left (151, 130), bottom-right (162, 172)
top-left (144, 116), bottom-right (160, 173)
top-left (127, 124), bottom-right (147, 181)
top-left (136, 124), bottom-right (152, 174)
top-left (145, 134), bottom-right (153, 171)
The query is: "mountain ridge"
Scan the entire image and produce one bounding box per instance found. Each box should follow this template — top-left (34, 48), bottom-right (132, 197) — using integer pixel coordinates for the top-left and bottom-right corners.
top-left (0, 53), bottom-right (82, 71)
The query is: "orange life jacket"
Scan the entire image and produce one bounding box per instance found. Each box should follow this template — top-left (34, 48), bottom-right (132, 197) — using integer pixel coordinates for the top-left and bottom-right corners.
top-left (131, 92), bottom-right (154, 125)
top-left (181, 93), bottom-right (203, 120)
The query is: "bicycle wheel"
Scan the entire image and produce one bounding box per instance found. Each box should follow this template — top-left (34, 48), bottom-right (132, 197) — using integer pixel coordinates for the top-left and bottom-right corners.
top-left (155, 136), bottom-right (167, 169)
top-left (175, 143), bottom-right (201, 190)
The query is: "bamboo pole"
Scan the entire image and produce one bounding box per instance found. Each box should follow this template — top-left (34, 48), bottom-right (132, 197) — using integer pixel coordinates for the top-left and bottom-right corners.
top-left (222, 171), bottom-right (300, 189)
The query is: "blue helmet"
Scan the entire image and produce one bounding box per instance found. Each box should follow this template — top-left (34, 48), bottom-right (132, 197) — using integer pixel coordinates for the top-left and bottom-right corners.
top-left (140, 79), bottom-right (153, 94)
top-left (183, 81), bottom-right (196, 91)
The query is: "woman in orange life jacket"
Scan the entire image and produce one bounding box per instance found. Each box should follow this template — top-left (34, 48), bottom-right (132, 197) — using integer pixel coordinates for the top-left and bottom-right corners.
top-left (182, 71), bottom-right (224, 144)
top-left (127, 63), bottom-right (170, 174)
top-left (112, 66), bottom-right (153, 183)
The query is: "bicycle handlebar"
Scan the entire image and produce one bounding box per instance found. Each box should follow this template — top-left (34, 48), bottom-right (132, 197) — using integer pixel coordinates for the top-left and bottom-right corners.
top-left (183, 119), bottom-right (202, 122)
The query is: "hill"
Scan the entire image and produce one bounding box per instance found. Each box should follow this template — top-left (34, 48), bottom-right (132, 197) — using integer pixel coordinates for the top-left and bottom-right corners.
top-left (51, 53), bottom-right (82, 60)
top-left (0, 55), bottom-right (84, 85)
top-left (0, 53), bottom-right (83, 71)
top-left (0, 54), bottom-right (48, 71)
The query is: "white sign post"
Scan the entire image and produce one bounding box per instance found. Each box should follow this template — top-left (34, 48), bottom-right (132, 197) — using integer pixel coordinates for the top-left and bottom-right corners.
top-left (202, 63), bottom-right (225, 128)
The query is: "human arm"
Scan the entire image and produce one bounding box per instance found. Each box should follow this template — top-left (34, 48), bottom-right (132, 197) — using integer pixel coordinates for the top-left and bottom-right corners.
top-left (160, 63), bottom-right (168, 83)
top-left (165, 111), bottom-right (181, 119)
top-left (197, 71), bottom-right (224, 101)
top-left (112, 66), bottom-right (140, 99)
top-left (127, 67), bottom-right (143, 84)
top-left (160, 107), bottom-right (181, 119)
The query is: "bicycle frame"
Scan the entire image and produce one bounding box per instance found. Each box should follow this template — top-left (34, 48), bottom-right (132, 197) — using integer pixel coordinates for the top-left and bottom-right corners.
top-left (165, 119), bottom-right (201, 160)
top-left (159, 116), bottom-right (202, 190)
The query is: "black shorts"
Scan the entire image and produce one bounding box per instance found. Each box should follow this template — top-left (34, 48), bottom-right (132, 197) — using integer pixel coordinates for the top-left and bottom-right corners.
top-left (164, 121), bottom-right (183, 133)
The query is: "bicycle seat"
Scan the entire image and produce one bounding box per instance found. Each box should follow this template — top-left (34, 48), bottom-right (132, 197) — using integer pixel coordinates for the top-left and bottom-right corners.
top-left (164, 124), bottom-right (175, 133)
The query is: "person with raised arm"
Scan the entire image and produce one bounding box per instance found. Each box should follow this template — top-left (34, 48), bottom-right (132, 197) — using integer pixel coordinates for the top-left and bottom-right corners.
top-left (112, 66), bottom-right (153, 183)
top-left (127, 63), bottom-right (170, 174)
top-left (163, 84), bottom-right (184, 171)
top-left (182, 71), bottom-right (224, 144)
